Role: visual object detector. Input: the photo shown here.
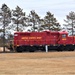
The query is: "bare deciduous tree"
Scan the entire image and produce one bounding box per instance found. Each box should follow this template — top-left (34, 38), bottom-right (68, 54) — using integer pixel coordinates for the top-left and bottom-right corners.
top-left (64, 11), bottom-right (75, 35)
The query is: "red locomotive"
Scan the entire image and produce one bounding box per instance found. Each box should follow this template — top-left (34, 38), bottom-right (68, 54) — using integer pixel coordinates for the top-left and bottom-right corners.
top-left (13, 31), bottom-right (75, 52)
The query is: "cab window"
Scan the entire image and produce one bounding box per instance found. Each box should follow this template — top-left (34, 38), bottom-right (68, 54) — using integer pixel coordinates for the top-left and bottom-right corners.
top-left (62, 34), bottom-right (66, 38)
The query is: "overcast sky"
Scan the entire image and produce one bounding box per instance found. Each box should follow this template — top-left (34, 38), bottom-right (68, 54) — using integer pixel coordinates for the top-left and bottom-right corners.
top-left (0, 0), bottom-right (75, 25)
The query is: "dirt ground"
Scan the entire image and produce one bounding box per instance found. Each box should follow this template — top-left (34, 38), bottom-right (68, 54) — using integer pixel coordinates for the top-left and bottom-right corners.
top-left (0, 48), bottom-right (75, 75)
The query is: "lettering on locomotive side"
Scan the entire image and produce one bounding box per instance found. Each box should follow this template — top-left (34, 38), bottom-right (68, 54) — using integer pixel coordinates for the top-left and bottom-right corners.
top-left (21, 37), bottom-right (28, 39)
top-left (29, 37), bottom-right (36, 39)
top-left (36, 37), bottom-right (42, 39)
top-left (21, 37), bottom-right (42, 40)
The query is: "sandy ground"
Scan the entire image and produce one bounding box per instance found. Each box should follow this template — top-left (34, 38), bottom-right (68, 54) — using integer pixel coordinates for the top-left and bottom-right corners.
top-left (0, 47), bottom-right (75, 75)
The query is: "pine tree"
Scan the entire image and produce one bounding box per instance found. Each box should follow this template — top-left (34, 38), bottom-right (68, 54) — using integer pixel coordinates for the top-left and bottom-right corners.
top-left (43, 11), bottom-right (60, 31)
top-left (28, 10), bottom-right (40, 32)
top-left (11, 6), bottom-right (27, 32)
top-left (0, 4), bottom-right (11, 52)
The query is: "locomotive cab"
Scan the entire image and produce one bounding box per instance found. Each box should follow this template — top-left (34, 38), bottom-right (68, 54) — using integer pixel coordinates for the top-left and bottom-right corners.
top-left (57, 31), bottom-right (74, 51)
top-left (58, 31), bottom-right (68, 44)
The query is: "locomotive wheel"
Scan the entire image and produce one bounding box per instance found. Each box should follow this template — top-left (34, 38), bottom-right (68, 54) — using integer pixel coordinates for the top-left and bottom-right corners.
top-left (25, 47), bottom-right (30, 52)
top-left (65, 47), bottom-right (70, 51)
top-left (25, 46), bottom-right (35, 52)
top-left (29, 47), bottom-right (36, 52)
top-left (16, 46), bottom-right (23, 52)
top-left (57, 47), bottom-right (63, 51)
top-left (68, 48), bottom-right (74, 51)
top-left (66, 45), bottom-right (74, 51)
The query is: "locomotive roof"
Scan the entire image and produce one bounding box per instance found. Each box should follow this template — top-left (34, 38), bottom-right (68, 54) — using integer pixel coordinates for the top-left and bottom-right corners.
top-left (14, 31), bottom-right (68, 34)
top-left (58, 31), bottom-right (68, 34)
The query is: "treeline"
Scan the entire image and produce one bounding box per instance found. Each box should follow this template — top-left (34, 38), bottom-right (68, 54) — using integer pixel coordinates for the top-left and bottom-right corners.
top-left (0, 3), bottom-right (75, 39)
top-left (0, 4), bottom-right (61, 35)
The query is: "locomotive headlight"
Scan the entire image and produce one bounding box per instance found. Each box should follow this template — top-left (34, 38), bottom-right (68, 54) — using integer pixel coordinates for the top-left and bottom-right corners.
top-left (14, 34), bottom-right (18, 36)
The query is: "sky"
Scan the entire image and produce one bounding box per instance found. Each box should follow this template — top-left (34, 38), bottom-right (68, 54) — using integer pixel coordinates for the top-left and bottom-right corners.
top-left (0, 0), bottom-right (75, 25)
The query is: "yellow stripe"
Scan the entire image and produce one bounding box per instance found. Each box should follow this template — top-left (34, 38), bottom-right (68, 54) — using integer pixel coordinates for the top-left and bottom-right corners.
top-left (17, 45), bottom-right (19, 46)
top-left (62, 38), bottom-right (66, 40)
